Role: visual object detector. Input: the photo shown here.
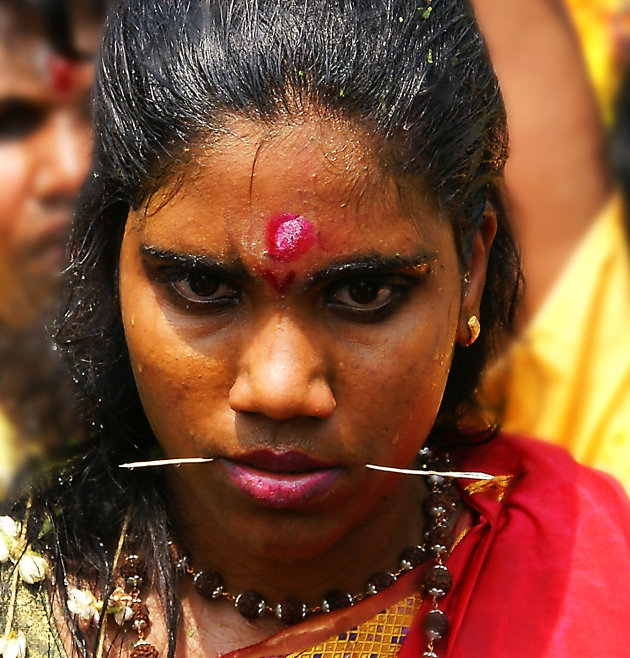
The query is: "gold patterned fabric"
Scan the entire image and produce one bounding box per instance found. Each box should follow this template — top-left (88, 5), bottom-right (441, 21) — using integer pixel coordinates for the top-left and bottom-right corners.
top-left (287, 593), bottom-right (422, 658)
top-left (464, 474), bottom-right (516, 503)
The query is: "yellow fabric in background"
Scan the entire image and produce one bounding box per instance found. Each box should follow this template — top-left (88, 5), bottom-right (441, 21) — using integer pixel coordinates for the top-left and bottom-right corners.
top-left (497, 194), bottom-right (630, 492)
top-left (564, 0), bottom-right (621, 124)
top-left (497, 2), bottom-right (630, 490)
top-left (0, 410), bottom-right (17, 499)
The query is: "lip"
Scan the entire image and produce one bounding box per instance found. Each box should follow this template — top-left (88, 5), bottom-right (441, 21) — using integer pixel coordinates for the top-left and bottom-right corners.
top-left (220, 451), bottom-right (344, 509)
top-left (233, 449), bottom-right (337, 472)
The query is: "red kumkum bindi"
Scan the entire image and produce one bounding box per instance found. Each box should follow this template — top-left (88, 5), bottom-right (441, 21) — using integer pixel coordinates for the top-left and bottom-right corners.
top-left (265, 213), bottom-right (316, 262)
top-left (262, 213), bottom-right (317, 294)
top-left (46, 53), bottom-right (79, 95)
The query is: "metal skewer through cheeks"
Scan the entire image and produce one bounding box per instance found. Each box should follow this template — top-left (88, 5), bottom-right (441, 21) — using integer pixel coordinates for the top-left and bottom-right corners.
top-left (119, 457), bottom-right (493, 480)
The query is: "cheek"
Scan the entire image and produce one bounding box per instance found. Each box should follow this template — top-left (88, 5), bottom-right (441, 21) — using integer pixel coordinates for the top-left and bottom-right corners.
top-left (0, 146), bottom-right (31, 259)
top-left (121, 275), bottom-right (237, 453)
top-left (333, 301), bottom-right (458, 460)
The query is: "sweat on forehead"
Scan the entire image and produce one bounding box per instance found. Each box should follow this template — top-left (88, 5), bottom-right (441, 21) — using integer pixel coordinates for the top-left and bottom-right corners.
top-left (138, 114), bottom-right (430, 233)
top-left (198, 116), bottom-right (395, 202)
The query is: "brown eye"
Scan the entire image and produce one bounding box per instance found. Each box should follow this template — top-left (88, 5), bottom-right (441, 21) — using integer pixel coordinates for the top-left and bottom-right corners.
top-left (170, 271), bottom-right (239, 305)
top-left (346, 280), bottom-right (386, 306)
top-left (187, 271), bottom-right (219, 297)
top-left (328, 276), bottom-right (409, 316)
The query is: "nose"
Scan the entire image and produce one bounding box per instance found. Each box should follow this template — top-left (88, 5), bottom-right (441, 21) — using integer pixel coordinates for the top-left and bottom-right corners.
top-left (33, 110), bottom-right (90, 201)
top-left (229, 313), bottom-right (336, 420)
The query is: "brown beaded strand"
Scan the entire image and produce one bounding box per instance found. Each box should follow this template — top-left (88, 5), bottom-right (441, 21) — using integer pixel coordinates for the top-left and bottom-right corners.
top-left (419, 448), bottom-right (458, 658)
top-left (169, 531), bottom-right (433, 626)
top-left (121, 551), bottom-right (159, 658)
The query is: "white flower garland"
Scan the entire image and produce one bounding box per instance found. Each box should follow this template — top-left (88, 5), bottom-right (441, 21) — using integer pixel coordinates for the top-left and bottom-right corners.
top-left (0, 510), bottom-right (50, 658)
top-left (1, 509), bottom-right (134, 658)
top-left (65, 585), bottom-right (133, 627)
top-left (0, 632), bottom-right (26, 658)
top-left (0, 515), bottom-right (49, 585)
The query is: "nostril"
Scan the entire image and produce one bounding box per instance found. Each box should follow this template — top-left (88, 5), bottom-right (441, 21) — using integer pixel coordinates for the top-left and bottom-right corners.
top-left (307, 382), bottom-right (336, 417)
top-left (229, 370), bottom-right (336, 421)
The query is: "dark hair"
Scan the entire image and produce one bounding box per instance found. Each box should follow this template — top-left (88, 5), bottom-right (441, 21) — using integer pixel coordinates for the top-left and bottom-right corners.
top-left (21, 1), bottom-right (520, 655)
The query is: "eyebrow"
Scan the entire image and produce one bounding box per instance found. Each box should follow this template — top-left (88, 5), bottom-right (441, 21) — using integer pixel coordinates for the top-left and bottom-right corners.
top-left (140, 245), bottom-right (253, 283)
top-left (306, 252), bottom-right (436, 287)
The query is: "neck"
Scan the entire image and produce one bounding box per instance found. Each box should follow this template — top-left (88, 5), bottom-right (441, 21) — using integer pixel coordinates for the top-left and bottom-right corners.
top-left (167, 472), bottom-right (428, 607)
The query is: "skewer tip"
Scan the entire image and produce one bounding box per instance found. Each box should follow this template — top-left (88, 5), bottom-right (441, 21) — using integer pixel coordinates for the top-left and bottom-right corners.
top-left (364, 463), bottom-right (494, 480)
top-left (119, 457), bottom-right (214, 469)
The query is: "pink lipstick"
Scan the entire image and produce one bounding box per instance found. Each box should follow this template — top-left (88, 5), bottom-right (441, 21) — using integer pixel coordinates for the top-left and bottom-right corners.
top-left (220, 451), bottom-right (344, 508)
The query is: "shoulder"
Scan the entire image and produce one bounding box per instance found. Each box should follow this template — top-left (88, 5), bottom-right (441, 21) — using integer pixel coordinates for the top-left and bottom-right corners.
top-left (457, 433), bottom-right (630, 602)
top-left (453, 434), bottom-right (630, 656)
top-left (456, 433), bottom-right (630, 563)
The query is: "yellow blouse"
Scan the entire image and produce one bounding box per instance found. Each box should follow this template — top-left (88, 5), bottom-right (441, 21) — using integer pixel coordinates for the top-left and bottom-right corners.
top-left (491, 194), bottom-right (630, 492)
top-left (564, 0), bottom-right (623, 124)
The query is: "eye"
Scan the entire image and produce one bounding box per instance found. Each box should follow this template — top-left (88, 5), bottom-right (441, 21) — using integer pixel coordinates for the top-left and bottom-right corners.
top-left (166, 269), bottom-right (240, 306)
top-left (327, 275), bottom-right (412, 319)
top-left (332, 280), bottom-right (394, 309)
top-left (0, 100), bottom-right (46, 141)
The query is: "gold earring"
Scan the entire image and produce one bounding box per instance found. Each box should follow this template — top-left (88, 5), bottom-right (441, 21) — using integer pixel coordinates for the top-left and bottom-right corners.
top-left (466, 315), bottom-right (481, 346)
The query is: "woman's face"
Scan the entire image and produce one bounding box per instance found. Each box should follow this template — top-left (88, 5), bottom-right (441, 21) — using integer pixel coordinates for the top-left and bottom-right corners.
top-left (119, 117), bottom-right (491, 559)
top-left (0, 9), bottom-right (93, 324)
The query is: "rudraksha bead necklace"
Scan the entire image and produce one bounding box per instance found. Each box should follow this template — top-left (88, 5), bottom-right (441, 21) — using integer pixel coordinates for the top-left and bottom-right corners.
top-left (167, 446), bottom-right (459, 657)
top-left (120, 549), bottom-right (158, 657)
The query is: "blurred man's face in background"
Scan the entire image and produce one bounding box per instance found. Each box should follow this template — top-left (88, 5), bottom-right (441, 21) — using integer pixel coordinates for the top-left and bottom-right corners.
top-left (0, 4), bottom-right (94, 327)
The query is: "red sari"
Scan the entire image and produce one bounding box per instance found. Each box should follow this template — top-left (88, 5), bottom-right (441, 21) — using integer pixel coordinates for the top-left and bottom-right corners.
top-left (229, 435), bottom-right (630, 657)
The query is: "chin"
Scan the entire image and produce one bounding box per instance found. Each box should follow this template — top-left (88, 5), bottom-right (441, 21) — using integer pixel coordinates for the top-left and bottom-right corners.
top-left (236, 509), bottom-right (353, 564)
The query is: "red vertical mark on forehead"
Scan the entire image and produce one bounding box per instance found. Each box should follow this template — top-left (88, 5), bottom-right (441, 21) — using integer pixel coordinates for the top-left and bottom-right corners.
top-left (46, 53), bottom-right (78, 95)
top-left (265, 213), bottom-right (316, 262)
top-left (261, 270), bottom-right (297, 294)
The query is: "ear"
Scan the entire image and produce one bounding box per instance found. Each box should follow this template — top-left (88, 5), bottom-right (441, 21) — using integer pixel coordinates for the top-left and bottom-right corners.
top-left (456, 206), bottom-right (498, 346)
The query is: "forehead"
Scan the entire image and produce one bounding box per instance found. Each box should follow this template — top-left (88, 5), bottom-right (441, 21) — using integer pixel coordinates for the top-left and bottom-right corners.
top-left (137, 116), bottom-right (442, 252)
top-left (201, 116), bottom-right (386, 210)
top-left (0, 9), bottom-right (43, 90)
top-left (0, 7), bottom-right (90, 101)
